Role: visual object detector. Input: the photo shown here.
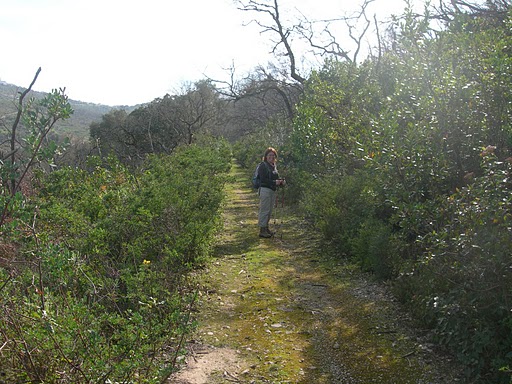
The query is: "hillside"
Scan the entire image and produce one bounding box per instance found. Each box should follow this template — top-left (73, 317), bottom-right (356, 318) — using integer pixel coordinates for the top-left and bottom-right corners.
top-left (0, 81), bottom-right (139, 139)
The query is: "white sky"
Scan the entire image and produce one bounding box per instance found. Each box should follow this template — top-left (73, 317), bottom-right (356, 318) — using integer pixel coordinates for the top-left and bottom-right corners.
top-left (0, 0), bottom-right (425, 106)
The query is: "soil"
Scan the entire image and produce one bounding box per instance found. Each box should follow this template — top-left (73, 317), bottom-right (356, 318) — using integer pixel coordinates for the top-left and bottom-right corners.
top-left (168, 163), bottom-right (464, 384)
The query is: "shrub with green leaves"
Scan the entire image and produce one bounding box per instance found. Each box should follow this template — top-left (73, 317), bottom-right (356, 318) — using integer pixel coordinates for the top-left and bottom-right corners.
top-left (300, 171), bottom-right (399, 278)
top-left (0, 141), bottom-right (231, 382)
top-left (283, 6), bottom-right (512, 382)
top-left (0, 244), bottom-right (194, 383)
top-left (395, 154), bottom-right (512, 382)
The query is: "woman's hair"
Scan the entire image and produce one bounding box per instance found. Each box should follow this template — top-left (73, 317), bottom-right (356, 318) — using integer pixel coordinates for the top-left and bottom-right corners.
top-left (263, 147), bottom-right (278, 161)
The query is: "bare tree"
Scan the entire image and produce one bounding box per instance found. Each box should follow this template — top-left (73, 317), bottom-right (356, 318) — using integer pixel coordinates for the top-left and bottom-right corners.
top-left (208, 0), bottom-right (380, 139)
top-left (295, 0), bottom-right (375, 63)
top-left (221, 0), bottom-right (376, 101)
top-left (236, 0), bottom-right (307, 84)
top-left (207, 0), bottom-right (309, 133)
top-left (174, 80), bottom-right (224, 144)
top-left (7, 68), bottom-right (41, 194)
top-left (208, 62), bottom-right (302, 142)
top-left (215, 64), bottom-right (299, 118)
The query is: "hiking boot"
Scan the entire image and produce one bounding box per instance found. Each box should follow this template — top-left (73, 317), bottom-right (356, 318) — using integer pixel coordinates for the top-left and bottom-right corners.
top-left (259, 227), bottom-right (272, 238)
top-left (265, 227), bottom-right (275, 236)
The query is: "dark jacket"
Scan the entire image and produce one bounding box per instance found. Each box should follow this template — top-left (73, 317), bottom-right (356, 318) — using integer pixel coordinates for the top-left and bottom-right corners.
top-left (257, 161), bottom-right (280, 191)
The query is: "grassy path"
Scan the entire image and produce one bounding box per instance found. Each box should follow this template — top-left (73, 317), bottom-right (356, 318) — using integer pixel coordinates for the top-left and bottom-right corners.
top-left (170, 163), bottom-right (461, 383)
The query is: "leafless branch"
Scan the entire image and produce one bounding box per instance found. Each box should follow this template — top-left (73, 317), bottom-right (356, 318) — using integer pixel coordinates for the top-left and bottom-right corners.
top-left (9, 67), bottom-right (41, 194)
top-left (299, 22), bottom-right (353, 62)
top-left (1, 148), bottom-right (18, 162)
top-left (374, 14), bottom-right (382, 62)
top-left (347, 1), bottom-right (372, 62)
top-left (236, 0), bottom-right (306, 84)
top-left (295, 0), bottom-right (375, 63)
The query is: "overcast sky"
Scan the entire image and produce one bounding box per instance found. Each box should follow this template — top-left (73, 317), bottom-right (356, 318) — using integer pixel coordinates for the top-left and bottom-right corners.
top-left (0, 0), bottom-right (424, 106)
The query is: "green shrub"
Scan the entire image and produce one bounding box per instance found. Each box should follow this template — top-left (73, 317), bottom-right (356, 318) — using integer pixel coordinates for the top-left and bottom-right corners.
top-left (0, 141), bottom-right (230, 382)
top-left (301, 171), bottom-right (399, 278)
top-left (0, 245), bottom-right (192, 383)
top-left (394, 155), bottom-right (512, 383)
top-left (350, 217), bottom-right (395, 279)
top-left (232, 134), bottom-right (268, 169)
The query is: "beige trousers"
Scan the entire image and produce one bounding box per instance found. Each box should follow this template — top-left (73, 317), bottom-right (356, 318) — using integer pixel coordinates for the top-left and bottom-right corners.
top-left (258, 187), bottom-right (275, 228)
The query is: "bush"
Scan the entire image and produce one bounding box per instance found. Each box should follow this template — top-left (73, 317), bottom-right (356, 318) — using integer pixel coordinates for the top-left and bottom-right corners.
top-left (350, 217), bottom-right (395, 279)
top-left (394, 154), bottom-right (512, 383)
top-left (300, 171), bottom-right (398, 278)
top-left (0, 244), bottom-right (193, 383)
top-left (232, 134), bottom-right (267, 169)
top-left (0, 141), bottom-right (230, 382)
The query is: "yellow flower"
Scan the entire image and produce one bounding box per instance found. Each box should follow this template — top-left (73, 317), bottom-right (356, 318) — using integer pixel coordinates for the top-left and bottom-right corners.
top-left (143, 259), bottom-right (151, 265)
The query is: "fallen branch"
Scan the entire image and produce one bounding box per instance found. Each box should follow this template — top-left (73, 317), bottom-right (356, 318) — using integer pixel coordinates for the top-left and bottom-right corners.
top-left (0, 340), bottom-right (9, 353)
top-left (375, 329), bottom-right (397, 334)
top-left (401, 351), bottom-right (416, 359)
top-left (224, 370), bottom-right (241, 382)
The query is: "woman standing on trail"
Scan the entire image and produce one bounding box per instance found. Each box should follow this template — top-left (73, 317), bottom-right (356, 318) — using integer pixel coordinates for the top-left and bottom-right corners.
top-left (257, 147), bottom-right (285, 238)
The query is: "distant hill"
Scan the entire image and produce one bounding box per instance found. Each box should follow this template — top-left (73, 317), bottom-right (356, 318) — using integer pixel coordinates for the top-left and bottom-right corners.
top-left (0, 81), bottom-right (139, 140)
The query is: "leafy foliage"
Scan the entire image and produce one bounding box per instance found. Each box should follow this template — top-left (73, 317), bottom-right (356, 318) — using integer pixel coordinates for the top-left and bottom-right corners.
top-left (269, 3), bottom-right (512, 382)
top-left (407, 154), bottom-right (512, 379)
top-left (1, 85), bottom-right (73, 232)
top-left (0, 141), bottom-right (231, 382)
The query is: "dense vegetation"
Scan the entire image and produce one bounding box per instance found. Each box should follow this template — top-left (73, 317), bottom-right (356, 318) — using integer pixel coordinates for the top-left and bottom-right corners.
top-left (0, 141), bottom-right (230, 382)
top-left (234, 2), bottom-right (512, 383)
top-left (2, 0), bottom-right (512, 383)
top-left (0, 83), bottom-right (231, 383)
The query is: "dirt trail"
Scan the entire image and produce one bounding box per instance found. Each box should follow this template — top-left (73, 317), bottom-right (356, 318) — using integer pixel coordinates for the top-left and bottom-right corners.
top-left (169, 163), bottom-right (462, 384)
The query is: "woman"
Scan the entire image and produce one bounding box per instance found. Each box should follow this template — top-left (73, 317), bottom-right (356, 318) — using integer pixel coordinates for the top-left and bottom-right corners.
top-left (257, 147), bottom-right (285, 238)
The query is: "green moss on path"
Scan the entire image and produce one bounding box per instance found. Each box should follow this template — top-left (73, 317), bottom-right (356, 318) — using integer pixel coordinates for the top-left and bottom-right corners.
top-left (170, 163), bottom-right (462, 384)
